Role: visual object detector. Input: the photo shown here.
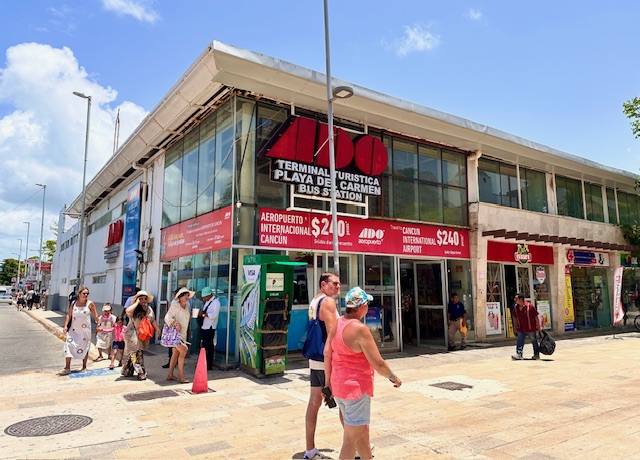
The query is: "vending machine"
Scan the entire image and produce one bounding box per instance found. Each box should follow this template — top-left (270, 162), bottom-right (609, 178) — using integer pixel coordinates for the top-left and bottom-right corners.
top-left (238, 254), bottom-right (305, 376)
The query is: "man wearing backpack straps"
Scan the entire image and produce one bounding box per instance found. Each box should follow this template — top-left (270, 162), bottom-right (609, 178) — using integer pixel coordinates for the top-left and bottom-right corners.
top-left (511, 292), bottom-right (542, 360)
top-left (304, 272), bottom-right (340, 460)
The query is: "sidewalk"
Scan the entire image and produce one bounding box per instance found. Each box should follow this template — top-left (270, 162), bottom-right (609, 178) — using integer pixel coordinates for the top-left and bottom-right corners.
top-left (1, 309), bottom-right (639, 459)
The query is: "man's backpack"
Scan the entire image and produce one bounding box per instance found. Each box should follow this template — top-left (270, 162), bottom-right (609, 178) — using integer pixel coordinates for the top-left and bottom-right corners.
top-left (300, 297), bottom-right (325, 361)
top-left (538, 330), bottom-right (556, 355)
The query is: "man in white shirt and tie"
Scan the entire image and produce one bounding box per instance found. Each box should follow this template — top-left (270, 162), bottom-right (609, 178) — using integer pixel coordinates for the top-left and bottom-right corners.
top-left (198, 287), bottom-right (220, 370)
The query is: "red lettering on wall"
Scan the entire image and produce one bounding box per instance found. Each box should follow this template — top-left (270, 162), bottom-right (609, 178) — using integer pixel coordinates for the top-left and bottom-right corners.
top-left (265, 116), bottom-right (388, 176)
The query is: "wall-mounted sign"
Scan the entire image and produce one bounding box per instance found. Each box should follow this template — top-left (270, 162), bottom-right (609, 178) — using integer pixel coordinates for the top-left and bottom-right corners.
top-left (259, 208), bottom-right (470, 258)
top-left (262, 116), bottom-right (388, 203)
top-left (486, 302), bottom-right (502, 335)
top-left (487, 241), bottom-right (554, 265)
top-left (265, 273), bottom-right (284, 292)
top-left (566, 249), bottom-right (609, 267)
top-left (535, 266), bottom-right (546, 283)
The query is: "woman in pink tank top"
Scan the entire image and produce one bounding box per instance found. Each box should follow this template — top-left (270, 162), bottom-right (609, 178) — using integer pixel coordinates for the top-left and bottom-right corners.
top-left (324, 287), bottom-right (402, 460)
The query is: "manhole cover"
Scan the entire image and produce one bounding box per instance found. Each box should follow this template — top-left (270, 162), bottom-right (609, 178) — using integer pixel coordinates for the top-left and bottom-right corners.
top-left (4, 415), bottom-right (92, 437)
top-left (123, 389), bottom-right (180, 402)
top-left (430, 381), bottom-right (473, 391)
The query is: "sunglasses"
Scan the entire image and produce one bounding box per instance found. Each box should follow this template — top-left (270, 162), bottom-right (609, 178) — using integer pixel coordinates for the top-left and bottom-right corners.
top-left (81, 292), bottom-right (89, 296)
top-left (329, 281), bottom-right (340, 286)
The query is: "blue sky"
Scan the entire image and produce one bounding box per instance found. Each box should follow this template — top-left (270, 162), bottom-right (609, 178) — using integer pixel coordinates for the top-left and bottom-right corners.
top-left (1, 0), bottom-right (639, 264)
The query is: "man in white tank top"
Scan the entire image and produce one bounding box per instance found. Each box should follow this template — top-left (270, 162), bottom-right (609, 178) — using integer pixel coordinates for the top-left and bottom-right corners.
top-left (304, 272), bottom-right (340, 460)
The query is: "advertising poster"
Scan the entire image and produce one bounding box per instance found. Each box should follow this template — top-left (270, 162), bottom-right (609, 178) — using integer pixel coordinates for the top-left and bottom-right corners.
top-left (613, 266), bottom-right (625, 325)
top-left (365, 307), bottom-right (382, 343)
top-left (259, 208), bottom-right (470, 258)
top-left (537, 300), bottom-right (551, 330)
top-left (121, 182), bottom-right (141, 305)
top-left (564, 270), bottom-right (576, 331)
top-left (239, 265), bottom-right (261, 369)
top-left (486, 302), bottom-right (502, 335)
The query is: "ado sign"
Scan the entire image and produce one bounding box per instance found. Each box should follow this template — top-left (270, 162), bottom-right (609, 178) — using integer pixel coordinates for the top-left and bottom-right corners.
top-left (263, 117), bottom-right (388, 202)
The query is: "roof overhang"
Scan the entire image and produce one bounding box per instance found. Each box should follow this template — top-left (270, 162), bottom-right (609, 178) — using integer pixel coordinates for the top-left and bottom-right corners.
top-left (68, 41), bottom-right (638, 215)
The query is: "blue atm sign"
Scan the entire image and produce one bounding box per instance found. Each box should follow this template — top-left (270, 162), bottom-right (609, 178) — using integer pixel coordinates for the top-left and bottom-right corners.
top-left (566, 250), bottom-right (609, 267)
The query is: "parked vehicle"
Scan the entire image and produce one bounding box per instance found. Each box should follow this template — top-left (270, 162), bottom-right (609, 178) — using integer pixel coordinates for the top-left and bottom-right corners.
top-left (0, 287), bottom-right (13, 305)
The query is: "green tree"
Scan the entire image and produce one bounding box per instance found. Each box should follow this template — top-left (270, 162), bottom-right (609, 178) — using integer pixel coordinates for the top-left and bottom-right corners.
top-left (621, 97), bottom-right (640, 250)
top-left (43, 240), bottom-right (56, 262)
top-left (0, 258), bottom-right (19, 285)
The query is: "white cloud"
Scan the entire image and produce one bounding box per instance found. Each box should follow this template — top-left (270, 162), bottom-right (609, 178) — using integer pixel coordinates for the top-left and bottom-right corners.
top-left (394, 25), bottom-right (441, 57)
top-left (101, 0), bottom-right (160, 24)
top-left (0, 42), bottom-right (147, 261)
top-left (467, 9), bottom-right (482, 21)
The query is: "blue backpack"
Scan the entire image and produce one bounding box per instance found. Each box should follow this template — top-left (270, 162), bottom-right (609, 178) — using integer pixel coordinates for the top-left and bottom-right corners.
top-left (300, 297), bottom-right (326, 361)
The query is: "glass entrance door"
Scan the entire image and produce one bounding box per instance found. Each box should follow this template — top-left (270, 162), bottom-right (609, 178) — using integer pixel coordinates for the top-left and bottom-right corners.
top-left (414, 262), bottom-right (446, 347)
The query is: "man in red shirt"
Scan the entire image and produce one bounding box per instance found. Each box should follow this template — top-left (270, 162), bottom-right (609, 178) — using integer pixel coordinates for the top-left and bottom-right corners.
top-left (511, 293), bottom-right (542, 360)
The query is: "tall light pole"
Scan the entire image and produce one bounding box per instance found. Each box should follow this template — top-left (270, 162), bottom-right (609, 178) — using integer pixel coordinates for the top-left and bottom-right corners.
top-left (35, 184), bottom-right (46, 291)
top-left (22, 221), bottom-right (30, 279)
top-left (73, 91), bottom-right (91, 290)
top-left (15, 239), bottom-right (22, 290)
top-left (323, 0), bottom-right (353, 276)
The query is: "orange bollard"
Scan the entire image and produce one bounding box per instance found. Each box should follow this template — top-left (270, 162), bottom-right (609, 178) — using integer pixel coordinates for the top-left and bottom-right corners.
top-left (191, 348), bottom-right (209, 394)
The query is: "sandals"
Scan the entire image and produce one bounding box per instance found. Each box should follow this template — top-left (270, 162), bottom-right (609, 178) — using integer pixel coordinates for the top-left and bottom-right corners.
top-left (137, 374), bottom-right (147, 381)
top-left (178, 377), bottom-right (190, 384)
top-left (94, 357), bottom-right (104, 362)
top-left (60, 369), bottom-right (71, 375)
top-left (108, 364), bottom-right (114, 370)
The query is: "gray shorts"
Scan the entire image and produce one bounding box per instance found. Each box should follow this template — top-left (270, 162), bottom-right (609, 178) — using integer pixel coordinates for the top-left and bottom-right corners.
top-left (310, 369), bottom-right (325, 388)
top-left (335, 393), bottom-right (371, 426)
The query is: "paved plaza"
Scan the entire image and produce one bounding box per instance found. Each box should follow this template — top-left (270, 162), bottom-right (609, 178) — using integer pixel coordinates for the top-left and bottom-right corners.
top-left (1, 309), bottom-right (640, 459)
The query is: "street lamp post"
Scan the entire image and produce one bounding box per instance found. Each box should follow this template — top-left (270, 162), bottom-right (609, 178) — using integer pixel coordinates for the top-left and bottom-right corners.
top-left (35, 185), bottom-right (46, 291)
top-left (323, 0), bottom-right (353, 277)
top-left (73, 91), bottom-right (91, 290)
top-left (15, 239), bottom-right (22, 290)
top-left (22, 221), bottom-right (29, 281)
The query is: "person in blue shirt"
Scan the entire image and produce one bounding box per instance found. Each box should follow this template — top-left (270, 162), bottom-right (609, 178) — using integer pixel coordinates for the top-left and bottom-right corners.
top-left (447, 293), bottom-right (467, 351)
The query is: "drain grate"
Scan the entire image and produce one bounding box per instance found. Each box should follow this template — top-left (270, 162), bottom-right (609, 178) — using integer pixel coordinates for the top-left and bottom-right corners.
top-left (5, 415), bottom-right (93, 437)
top-left (123, 389), bottom-right (180, 402)
top-left (430, 381), bottom-right (473, 391)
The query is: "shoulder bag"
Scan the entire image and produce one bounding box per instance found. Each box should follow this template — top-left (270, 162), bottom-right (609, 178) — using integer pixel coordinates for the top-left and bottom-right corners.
top-left (300, 297), bottom-right (325, 361)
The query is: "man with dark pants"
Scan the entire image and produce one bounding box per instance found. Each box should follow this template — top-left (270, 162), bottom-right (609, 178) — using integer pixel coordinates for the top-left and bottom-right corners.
top-left (304, 272), bottom-right (340, 460)
top-left (198, 287), bottom-right (220, 370)
top-left (447, 293), bottom-right (467, 351)
top-left (511, 292), bottom-right (541, 360)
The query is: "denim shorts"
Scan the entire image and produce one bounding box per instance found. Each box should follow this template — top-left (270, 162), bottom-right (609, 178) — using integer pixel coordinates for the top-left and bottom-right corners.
top-left (335, 393), bottom-right (371, 426)
top-left (112, 341), bottom-right (125, 350)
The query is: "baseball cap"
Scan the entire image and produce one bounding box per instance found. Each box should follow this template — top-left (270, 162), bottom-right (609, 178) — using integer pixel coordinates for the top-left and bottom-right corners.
top-left (345, 287), bottom-right (373, 307)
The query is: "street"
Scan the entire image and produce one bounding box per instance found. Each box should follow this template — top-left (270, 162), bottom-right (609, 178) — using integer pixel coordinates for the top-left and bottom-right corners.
top-left (0, 303), bottom-right (64, 375)
top-left (1, 309), bottom-right (640, 459)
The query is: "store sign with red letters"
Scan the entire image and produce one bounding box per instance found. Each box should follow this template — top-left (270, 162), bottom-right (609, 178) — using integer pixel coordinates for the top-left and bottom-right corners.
top-left (259, 208), bottom-right (470, 258)
top-left (262, 117), bottom-right (388, 203)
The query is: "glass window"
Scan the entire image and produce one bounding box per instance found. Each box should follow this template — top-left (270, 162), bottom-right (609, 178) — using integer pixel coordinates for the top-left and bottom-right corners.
top-left (584, 183), bottom-right (604, 222)
top-left (215, 104), bottom-right (233, 209)
top-left (520, 168), bottom-right (548, 213)
top-left (607, 188), bottom-right (618, 224)
top-left (197, 116), bottom-right (216, 216)
top-left (478, 158), bottom-right (517, 208)
top-left (443, 186), bottom-right (467, 226)
top-left (418, 145), bottom-right (441, 182)
top-left (394, 179), bottom-right (419, 220)
top-left (419, 183), bottom-right (443, 223)
top-left (256, 104), bottom-right (289, 152)
top-left (162, 141), bottom-right (183, 228)
top-left (442, 149), bottom-right (466, 187)
top-left (181, 128), bottom-right (200, 221)
top-left (556, 176), bottom-right (584, 219)
top-left (392, 139), bottom-right (417, 179)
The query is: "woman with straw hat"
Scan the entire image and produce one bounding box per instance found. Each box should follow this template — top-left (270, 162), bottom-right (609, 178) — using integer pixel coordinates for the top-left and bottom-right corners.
top-left (121, 290), bottom-right (160, 380)
top-left (165, 287), bottom-right (194, 383)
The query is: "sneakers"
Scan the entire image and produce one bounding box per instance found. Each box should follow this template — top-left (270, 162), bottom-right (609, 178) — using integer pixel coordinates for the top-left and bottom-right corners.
top-left (511, 353), bottom-right (523, 360)
top-left (162, 362), bottom-right (170, 369)
top-left (531, 354), bottom-right (540, 360)
top-left (303, 450), bottom-right (331, 459)
top-left (447, 346), bottom-right (456, 351)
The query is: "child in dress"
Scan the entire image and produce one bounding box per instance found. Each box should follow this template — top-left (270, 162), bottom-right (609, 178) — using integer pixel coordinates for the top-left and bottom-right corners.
top-left (109, 315), bottom-right (127, 370)
top-left (96, 303), bottom-right (117, 361)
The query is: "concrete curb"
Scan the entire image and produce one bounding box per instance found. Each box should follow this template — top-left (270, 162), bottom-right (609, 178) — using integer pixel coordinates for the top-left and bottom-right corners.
top-left (25, 309), bottom-right (99, 359)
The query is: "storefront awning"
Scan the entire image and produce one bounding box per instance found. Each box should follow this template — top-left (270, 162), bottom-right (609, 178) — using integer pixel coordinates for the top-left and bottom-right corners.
top-left (481, 229), bottom-right (639, 252)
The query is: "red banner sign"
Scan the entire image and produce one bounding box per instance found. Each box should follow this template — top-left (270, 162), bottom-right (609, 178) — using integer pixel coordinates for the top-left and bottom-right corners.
top-left (160, 206), bottom-right (232, 261)
top-left (487, 241), bottom-right (554, 265)
top-left (259, 208), bottom-right (470, 258)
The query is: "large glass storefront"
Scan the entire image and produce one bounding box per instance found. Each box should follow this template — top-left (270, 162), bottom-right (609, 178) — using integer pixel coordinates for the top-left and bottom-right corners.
top-left (569, 266), bottom-right (611, 329)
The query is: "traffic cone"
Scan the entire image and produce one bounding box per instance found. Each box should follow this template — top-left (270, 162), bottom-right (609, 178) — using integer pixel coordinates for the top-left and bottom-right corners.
top-left (191, 348), bottom-right (209, 394)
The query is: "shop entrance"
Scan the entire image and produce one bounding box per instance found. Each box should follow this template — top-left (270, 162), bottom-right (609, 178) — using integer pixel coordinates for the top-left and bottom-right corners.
top-left (414, 262), bottom-right (446, 347)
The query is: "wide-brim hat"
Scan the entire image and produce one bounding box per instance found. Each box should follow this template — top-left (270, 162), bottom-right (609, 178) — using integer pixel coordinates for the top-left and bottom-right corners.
top-left (201, 287), bottom-right (213, 297)
top-left (345, 286), bottom-right (373, 307)
top-left (174, 287), bottom-right (195, 300)
top-left (133, 290), bottom-right (154, 303)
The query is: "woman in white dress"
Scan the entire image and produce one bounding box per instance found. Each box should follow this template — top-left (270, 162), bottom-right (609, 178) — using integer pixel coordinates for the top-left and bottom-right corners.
top-left (165, 287), bottom-right (194, 383)
top-left (61, 286), bottom-right (100, 374)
